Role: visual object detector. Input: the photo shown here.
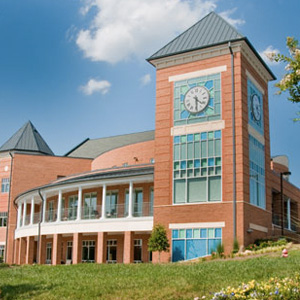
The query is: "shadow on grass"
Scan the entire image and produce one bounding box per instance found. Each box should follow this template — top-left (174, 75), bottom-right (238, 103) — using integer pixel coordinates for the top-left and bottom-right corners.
top-left (0, 283), bottom-right (55, 300)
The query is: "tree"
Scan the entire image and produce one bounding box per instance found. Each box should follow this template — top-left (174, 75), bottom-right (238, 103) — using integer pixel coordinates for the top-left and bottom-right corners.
top-left (148, 224), bottom-right (170, 262)
top-left (267, 37), bottom-right (300, 120)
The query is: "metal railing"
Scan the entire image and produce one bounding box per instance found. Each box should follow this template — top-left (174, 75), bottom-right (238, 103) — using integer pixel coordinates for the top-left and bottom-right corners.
top-left (81, 205), bottom-right (102, 220)
top-left (45, 209), bottom-right (57, 223)
top-left (61, 208), bottom-right (77, 221)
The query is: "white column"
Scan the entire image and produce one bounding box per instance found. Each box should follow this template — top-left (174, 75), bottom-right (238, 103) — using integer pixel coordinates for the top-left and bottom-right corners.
top-left (57, 190), bottom-right (62, 222)
top-left (17, 203), bottom-right (22, 228)
top-left (22, 200), bottom-right (27, 227)
top-left (42, 194), bottom-right (47, 223)
top-left (77, 187), bottom-right (82, 220)
top-left (30, 197), bottom-right (35, 225)
top-left (101, 184), bottom-right (106, 219)
top-left (128, 181), bottom-right (133, 218)
top-left (287, 198), bottom-right (291, 230)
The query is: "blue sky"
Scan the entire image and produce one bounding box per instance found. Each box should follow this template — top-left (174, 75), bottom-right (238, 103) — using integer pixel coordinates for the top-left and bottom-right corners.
top-left (0, 0), bottom-right (299, 185)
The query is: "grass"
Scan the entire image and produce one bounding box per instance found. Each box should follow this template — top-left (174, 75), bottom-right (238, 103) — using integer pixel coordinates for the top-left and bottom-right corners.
top-left (0, 250), bottom-right (299, 300)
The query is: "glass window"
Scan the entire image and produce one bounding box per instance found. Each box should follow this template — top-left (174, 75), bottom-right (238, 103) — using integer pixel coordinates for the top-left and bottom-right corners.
top-left (134, 190), bottom-right (143, 217)
top-left (46, 243), bottom-right (52, 264)
top-left (0, 245), bottom-right (5, 258)
top-left (68, 196), bottom-right (78, 220)
top-left (1, 178), bottom-right (10, 193)
top-left (82, 240), bottom-right (95, 262)
top-left (66, 241), bottom-right (72, 261)
top-left (83, 193), bottom-right (98, 219)
top-left (107, 240), bottom-right (117, 263)
top-left (106, 192), bottom-right (118, 218)
top-left (0, 212), bottom-right (8, 227)
top-left (134, 239), bottom-right (142, 262)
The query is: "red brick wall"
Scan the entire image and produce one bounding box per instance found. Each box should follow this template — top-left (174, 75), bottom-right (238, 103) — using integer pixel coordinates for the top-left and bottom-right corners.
top-left (6, 153), bottom-right (92, 263)
top-left (92, 140), bottom-right (155, 170)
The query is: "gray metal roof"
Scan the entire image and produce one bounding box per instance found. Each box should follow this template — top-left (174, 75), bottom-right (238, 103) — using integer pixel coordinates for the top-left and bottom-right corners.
top-left (65, 130), bottom-right (155, 159)
top-left (0, 121), bottom-right (54, 155)
top-left (148, 12), bottom-right (244, 61)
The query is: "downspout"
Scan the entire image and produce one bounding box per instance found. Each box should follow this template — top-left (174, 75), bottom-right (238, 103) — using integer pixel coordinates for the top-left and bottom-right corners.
top-left (228, 42), bottom-right (237, 240)
top-left (37, 189), bottom-right (45, 264)
top-left (5, 152), bottom-right (14, 263)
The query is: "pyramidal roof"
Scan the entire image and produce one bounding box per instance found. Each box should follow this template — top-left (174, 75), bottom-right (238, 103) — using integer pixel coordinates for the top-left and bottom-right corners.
top-left (148, 12), bottom-right (244, 60)
top-left (0, 121), bottom-right (54, 155)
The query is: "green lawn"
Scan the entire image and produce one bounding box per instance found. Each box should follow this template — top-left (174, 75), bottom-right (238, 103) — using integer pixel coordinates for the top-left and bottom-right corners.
top-left (0, 250), bottom-right (299, 300)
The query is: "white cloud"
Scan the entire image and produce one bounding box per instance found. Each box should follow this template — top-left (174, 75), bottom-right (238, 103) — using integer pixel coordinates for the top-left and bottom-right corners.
top-left (80, 79), bottom-right (111, 95)
top-left (259, 46), bottom-right (280, 66)
top-left (219, 9), bottom-right (245, 27)
top-left (140, 74), bottom-right (151, 86)
top-left (76, 0), bottom-right (222, 64)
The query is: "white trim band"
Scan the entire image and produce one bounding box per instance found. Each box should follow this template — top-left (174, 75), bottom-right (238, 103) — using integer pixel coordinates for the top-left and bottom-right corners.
top-left (169, 65), bottom-right (227, 82)
top-left (169, 222), bottom-right (225, 229)
top-left (246, 70), bottom-right (265, 95)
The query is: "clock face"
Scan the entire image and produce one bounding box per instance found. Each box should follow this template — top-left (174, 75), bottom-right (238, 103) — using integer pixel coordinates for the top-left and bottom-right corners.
top-left (251, 94), bottom-right (261, 121)
top-left (184, 86), bottom-right (210, 114)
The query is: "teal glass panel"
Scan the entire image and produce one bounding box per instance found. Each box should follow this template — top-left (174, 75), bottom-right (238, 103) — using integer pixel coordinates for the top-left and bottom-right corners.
top-left (194, 142), bottom-right (200, 158)
top-left (179, 229), bottom-right (185, 238)
top-left (180, 144), bottom-right (186, 159)
top-left (187, 143), bottom-right (193, 159)
top-left (174, 162), bottom-right (180, 170)
top-left (215, 166), bottom-right (222, 175)
top-left (200, 229), bottom-right (207, 238)
top-left (201, 168), bottom-right (207, 176)
top-left (187, 134), bottom-right (193, 142)
top-left (180, 161), bottom-right (186, 169)
top-left (208, 167), bottom-right (214, 175)
top-left (215, 228), bottom-right (222, 238)
top-left (209, 176), bottom-right (221, 201)
top-left (215, 103), bottom-right (221, 114)
top-left (181, 135), bottom-right (187, 143)
top-left (201, 159), bottom-right (207, 167)
top-left (216, 157), bottom-right (221, 166)
top-left (174, 171), bottom-right (180, 178)
top-left (172, 240), bottom-right (185, 262)
top-left (174, 99), bottom-right (180, 109)
top-left (194, 169), bottom-right (200, 177)
top-left (201, 141), bottom-right (207, 157)
top-left (214, 130), bottom-right (221, 139)
top-left (208, 239), bottom-right (220, 254)
top-left (208, 228), bottom-right (214, 238)
top-left (194, 133), bottom-right (200, 141)
top-left (187, 239), bottom-right (207, 259)
top-left (187, 170), bottom-right (193, 178)
top-left (194, 159), bottom-right (200, 168)
top-left (188, 177), bottom-right (206, 202)
top-left (215, 139), bottom-right (221, 156)
top-left (208, 140), bottom-right (214, 156)
top-left (214, 91), bottom-right (220, 103)
top-left (193, 229), bottom-right (200, 238)
top-left (201, 132), bottom-right (207, 140)
top-left (205, 80), bottom-right (213, 90)
top-left (215, 79), bottom-right (220, 90)
top-left (174, 144), bottom-right (180, 160)
top-left (208, 158), bottom-right (214, 166)
top-left (174, 180), bottom-right (185, 203)
top-left (186, 229), bottom-right (193, 238)
top-left (208, 131), bottom-right (214, 139)
top-left (181, 170), bottom-right (186, 178)
top-left (187, 160), bottom-right (193, 168)
top-left (174, 136), bottom-right (180, 144)
top-left (172, 229), bottom-right (179, 239)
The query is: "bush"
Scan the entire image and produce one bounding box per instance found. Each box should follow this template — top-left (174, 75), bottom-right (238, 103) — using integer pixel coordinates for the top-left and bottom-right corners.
top-left (245, 238), bottom-right (287, 251)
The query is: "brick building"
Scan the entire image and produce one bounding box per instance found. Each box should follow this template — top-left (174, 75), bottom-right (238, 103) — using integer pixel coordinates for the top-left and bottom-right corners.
top-left (0, 12), bottom-right (299, 264)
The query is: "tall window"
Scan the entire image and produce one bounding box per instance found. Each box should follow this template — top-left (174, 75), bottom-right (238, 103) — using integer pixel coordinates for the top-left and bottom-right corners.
top-left (133, 190), bottom-right (143, 217)
top-left (107, 240), bottom-right (117, 263)
top-left (48, 201), bottom-right (55, 222)
top-left (82, 240), bottom-right (95, 262)
top-left (68, 195), bottom-right (78, 220)
top-left (0, 212), bottom-right (7, 227)
top-left (106, 192), bottom-right (118, 218)
top-left (46, 243), bottom-right (52, 264)
top-left (134, 239), bottom-right (142, 262)
top-left (83, 193), bottom-right (98, 219)
top-left (173, 131), bottom-right (222, 203)
top-left (66, 241), bottom-right (73, 261)
top-left (1, 178), bottom-right (9, 193)
top-left (249, 135), bottom-right (265, 209)
top-left (0, 245), bottom-right (4, 259)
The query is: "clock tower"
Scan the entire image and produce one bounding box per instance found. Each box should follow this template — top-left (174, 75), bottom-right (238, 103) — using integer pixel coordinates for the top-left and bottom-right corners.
top-left (148, 12), bottom-right (275, 262)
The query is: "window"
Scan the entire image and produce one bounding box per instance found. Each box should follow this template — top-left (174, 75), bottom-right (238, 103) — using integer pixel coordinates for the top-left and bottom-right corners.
top-left (134, 239), bottom-right (142, 262)
top-left (0, 212), bottom-right (7, 227)
top-left (249, 135), bottom-right (265, 209)
top-left (68, 195), bottom-right (78, 220)
top-left (1, 178), bottom-right (9, 193)
top-left (83, 193), bottom-right (98, 219)
top-left (107, 240), bottom-right (117, 263)
top-left (106, 191), bottom-right (118, 218)
top-left (47, 201), bottom-right (55, 222)
top-left (133, 190), bottom-right (143, 217)
top-left (46, 243), bottom-right (52, 264)
top-left (66, 241), bottom-right (73, 261)
top-left (150, 188), bottom-right (154, 216)
top-left (82, 240), bottom-right (95, 262)
top-left (0, 245), bottom-right (4, 260)
top-left (173, 131), bottom-right (222, 203)
top-left (174, 73), bottom-right (221, 126)
top-left (172, 227), bottom-right (222, 262)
